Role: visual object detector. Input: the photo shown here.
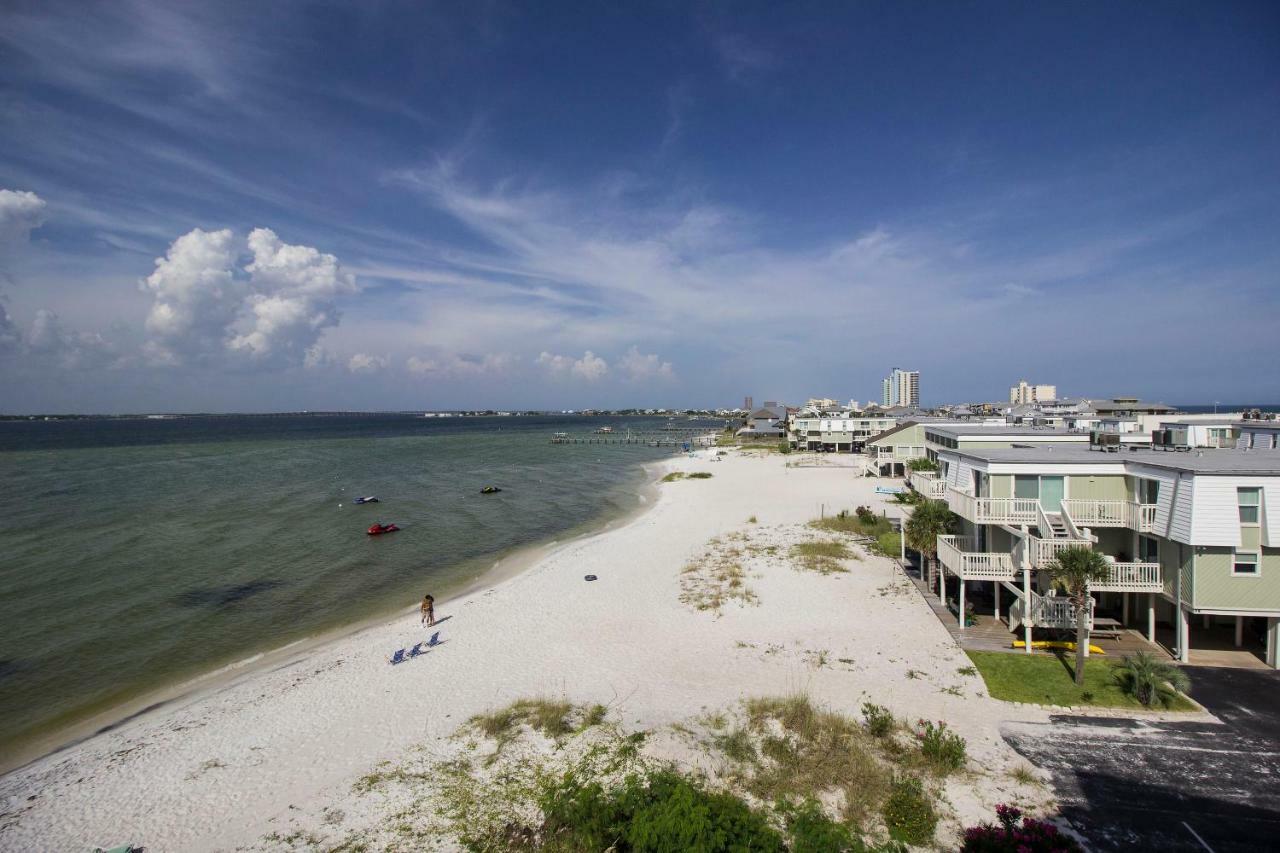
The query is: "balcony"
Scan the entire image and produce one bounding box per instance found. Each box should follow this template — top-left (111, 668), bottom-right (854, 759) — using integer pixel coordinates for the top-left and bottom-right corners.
top-left (1027, 534), bottom-right (1094, 568)
top-left (936, 535), bottom-right (1017, 580)
top-left (945, 487), bottom-right (1039, 525)
top-left (1091, 561), bottom-right (1162, 593)
top-left (908, 470), bottom-right (946, 499)
top-left (1059, 499), bottom-right (1158, 533)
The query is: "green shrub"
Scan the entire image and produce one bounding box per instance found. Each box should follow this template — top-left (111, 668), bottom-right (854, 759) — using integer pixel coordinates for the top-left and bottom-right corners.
top-left (539, 769), bottom-right (786, 852)
top-left (882, 776), bottom-right (937, 845)
top-left (779, 440), bottom-right (792, 454)
top-left (916, 719), bottom-right (966, 773)
top-left (1114, 652), bottom-right (1191, 708)
top-left (780, 798), bottom-right (858, 852)
top-left (687, 471), bottom-right (714, 479)
top-left (871, 532), bottom-right (901, 557)
top-left (906, 458), bottom-right (938, 472)
top-left (861, 703), bottom-right (895, 738)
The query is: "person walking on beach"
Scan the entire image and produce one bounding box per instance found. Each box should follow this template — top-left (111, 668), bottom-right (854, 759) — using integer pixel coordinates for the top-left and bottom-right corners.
top-left (420, 594), bottom-right (435, 627)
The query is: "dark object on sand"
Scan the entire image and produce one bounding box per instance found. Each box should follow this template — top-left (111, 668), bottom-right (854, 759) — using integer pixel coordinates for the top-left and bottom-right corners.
top-left (584, 574), bottom-right (598, 582)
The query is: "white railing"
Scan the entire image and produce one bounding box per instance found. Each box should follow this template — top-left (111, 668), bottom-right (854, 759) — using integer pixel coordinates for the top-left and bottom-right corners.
top-left (1059, 499), bottom-right (1158, 532)
top-left (1092, 561), bottom-right (1162, 592)
top-left (1028, 592), bottom-right (1093, 630)
top-left (909, 470), bottom-right (946, 498)
top-left (945, 487), bottom-right (1039, 524)
top-left (1059, 499), bottom-right (1133, 528)
top-left (937, 535), bottom-right (1017, 580)
top-left (1028, 535), bottom-right (1094, 568)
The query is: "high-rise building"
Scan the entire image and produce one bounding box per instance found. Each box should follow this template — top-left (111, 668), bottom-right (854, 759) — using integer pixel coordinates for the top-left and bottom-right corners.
top-left (1009, 380), bottom-right (1057, 405)
top-left (743, 396), bottom-right (753, 412)
top-left (881, 368), bottom-right (919, 408)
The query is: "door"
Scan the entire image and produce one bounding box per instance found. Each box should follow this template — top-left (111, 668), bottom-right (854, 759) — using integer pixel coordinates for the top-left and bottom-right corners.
top-left (1040, 476), bottom-right (1065, 514)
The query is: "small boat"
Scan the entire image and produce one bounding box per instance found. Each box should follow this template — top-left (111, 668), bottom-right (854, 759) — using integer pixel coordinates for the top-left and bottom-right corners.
top-left (367, 523), bottom-right (400, 535)
top-left (353, 495), bottom-right (379, 504)
top-left (480, 486), bottom-right (502, 494)
top-left (595, 426), bottom-right (614, 434)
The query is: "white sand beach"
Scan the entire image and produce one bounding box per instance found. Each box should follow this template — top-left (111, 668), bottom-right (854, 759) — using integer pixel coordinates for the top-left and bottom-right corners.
top-left (0, 452), bottom-right (1057, 851)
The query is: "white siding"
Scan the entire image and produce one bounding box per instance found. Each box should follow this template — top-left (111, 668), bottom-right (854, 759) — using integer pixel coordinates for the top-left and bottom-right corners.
top-left (1185, 475), bottom-right (1280, 547)
top-left (1129, 464), bottom-right (1187, 542)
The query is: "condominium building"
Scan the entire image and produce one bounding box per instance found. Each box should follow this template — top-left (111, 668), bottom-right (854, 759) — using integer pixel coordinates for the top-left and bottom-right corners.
top-left (1009, 380), bottom-right (1057, 405)
top-left (789, 412), bottom-right (898, 453)
top-left (916, 443), bottom-right (1280, 668)
top-left (881, 368), bottom-right (919, 408)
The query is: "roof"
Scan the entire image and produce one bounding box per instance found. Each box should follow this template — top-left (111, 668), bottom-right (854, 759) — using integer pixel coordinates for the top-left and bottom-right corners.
top-left (1087, 398), bottom-right (1178, 414)
top-left (925, 424), bottom-right (1089, 438)
top-left (748, 404), bottom-right (787, 421)
top-left (944, 444), bottom-right (1280, 475)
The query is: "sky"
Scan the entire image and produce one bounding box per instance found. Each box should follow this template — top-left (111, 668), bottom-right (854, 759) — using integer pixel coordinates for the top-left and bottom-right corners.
top-left (1, 1), bottom-right (1277, 413)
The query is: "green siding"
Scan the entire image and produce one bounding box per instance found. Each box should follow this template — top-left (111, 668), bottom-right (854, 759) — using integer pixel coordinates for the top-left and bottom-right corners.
top-left (1157, 536), bottom-right (1192, 605)
top-left (990, 475), bottom-right (1012, 499)
top-left (866, 423), bottom-right (926, 449)
top-left (1066, 474), bottom-right (1128, 501)
top-left (1193, 546), bottom-right (1280, 610)
top-left (1092, 528), bottom-right (1133, 559)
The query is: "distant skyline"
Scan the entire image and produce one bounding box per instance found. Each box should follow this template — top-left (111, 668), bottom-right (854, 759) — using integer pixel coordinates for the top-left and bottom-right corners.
top-left (2, 2), bottom-right (1278, 413)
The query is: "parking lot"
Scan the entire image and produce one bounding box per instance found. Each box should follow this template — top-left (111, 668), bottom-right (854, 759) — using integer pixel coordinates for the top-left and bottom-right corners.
top-left (1002, 666), bottom-right (1280, 852)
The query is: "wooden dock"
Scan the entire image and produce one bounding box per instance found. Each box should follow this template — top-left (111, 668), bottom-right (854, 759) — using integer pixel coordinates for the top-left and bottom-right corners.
top-left (550, 431), bottom-right (718, 447)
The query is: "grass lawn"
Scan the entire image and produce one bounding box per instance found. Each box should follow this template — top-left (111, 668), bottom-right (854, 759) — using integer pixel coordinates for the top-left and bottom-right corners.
top-left (965, 650), bottom-right (1197, 711)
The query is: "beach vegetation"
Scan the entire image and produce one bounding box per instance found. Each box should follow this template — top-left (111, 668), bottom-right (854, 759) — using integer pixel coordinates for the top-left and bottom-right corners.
top-left (778, 440), bottom-right (792, 454)
top-left (914, 719), bottom-right (966, 774)
top-left (905, 458), bottom-right (938, 472)
top-left (1114, 652), bottom-right (1192, 709)
top-left (860, 703), bottom-right (897, 739)
top-left (747, 514), bottom-right (758, 523)
top-left (870, 531), bottom-right (901, 558)
top-left (904, 499), bottom-right (959, 585)
top-left (680, 536), bottom-right (759, 614)
top-left (891, 489), bottom-right (925, 505)
top-left (882, 775), bottom-right (937, 845)
top-left (965, 650), bottom-right (1196, 711)
top-left (466, 698), bottom-right (610, 759)
top-left (791, 539), bottom-right (855, 574)
top-left (961, 804), bottom-right (1081, 852)
top-left (810, 508), bottom-right (893, 539)
top-left (1045, 547), bottom-right (1112, 686)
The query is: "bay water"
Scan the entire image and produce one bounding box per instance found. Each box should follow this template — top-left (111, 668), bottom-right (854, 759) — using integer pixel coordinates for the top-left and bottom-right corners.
top-left (0, 414), bottom-right (701, 769)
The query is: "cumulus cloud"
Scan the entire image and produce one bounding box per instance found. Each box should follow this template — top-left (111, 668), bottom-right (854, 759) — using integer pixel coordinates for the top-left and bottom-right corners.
top-left (406, 352), bottom-right (515, 379)
top-left (141, 227), bottom-right (242, 364)
top-left (0, 189), bottom-right (47, 247)
top-left (139, 226), bottom-right (355, 369)
top-left (618, 346), bottom-right (674, 381)
top-left (25, 308), bottom-right (118, 369)
top-left (537, 350), bottom-right (608, 381)
top-left (228, 228), bottom-right (356, 365)
top-left (347, 352), bottom-right (388, 373)
top-left (0, 302), bottom-right (20, 353)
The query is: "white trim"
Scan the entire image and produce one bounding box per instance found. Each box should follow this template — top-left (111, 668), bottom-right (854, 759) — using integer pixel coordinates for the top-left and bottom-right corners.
top-left (1231, 550), bottom-right (1260, 578)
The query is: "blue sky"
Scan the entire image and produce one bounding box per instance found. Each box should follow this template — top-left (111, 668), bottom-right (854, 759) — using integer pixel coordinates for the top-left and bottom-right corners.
top-left (1, 1), bottom-right (1277, 413)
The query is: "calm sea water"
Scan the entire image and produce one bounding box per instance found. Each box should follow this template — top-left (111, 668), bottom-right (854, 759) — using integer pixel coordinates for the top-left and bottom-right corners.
top-left (0, 414), bottom-right (704, 766)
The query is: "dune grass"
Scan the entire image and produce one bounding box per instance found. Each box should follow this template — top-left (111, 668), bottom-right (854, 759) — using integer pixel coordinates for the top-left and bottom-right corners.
top-left (965, 650), bottom-right (1196, 710)
top-left (791, 540), bottom-right (856, 574)
top-left (662, 471), bottom-right (714, 482)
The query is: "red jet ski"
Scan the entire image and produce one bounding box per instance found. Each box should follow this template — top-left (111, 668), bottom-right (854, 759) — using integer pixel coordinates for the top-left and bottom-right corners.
top-left (367, 523), bottom-right (400, 536)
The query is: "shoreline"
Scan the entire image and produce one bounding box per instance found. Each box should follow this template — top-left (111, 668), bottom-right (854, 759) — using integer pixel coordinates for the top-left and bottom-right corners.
top-left (0, 455), bottom-right (669, 777)
top-left (1, 450), bottom-right (1055, 851)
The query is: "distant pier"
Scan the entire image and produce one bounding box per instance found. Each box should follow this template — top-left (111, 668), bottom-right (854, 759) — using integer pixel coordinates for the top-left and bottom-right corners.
top-left (551, 429), bottom-right (719, 448)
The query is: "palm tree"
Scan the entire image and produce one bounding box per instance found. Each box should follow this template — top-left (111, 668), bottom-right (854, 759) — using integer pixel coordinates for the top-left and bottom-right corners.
top-left (1046, 546), bottom-right (1111, 686)
top-left (1115, 651), bottom-right (1191, 708)
top-left (904, 499), bottom-right (958, 588)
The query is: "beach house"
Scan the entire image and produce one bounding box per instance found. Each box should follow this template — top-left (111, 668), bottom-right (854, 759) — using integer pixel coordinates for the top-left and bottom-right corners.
top-left (918, 442), bottom-right (1280, 668)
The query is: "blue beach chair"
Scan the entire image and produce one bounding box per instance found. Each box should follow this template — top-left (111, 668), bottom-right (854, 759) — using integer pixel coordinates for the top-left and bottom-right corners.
top-left (389, 648), bottom-right (406, 665)
top-left (427, 631), bottom-right (440, 647)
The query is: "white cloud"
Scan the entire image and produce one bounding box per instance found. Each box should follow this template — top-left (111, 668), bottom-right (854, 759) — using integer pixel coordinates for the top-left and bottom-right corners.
top-left (619, 346), bottom-right (674, 381)
top-left (25, 308), bottom-right (118, 369)
top-left (538, 350), bottom-right (608, 381)
top-left (406, 352), bottom-right (515, 379)
top-left (140, 227), bottom-right (242, 364)
top-left (228, 228), bottom-right (356, 365)
top-left (0, 302), bottom-right (21, 353)
top-left (347, 352), bottom-right (388, 373)
top-left (139, 226), bottom-right (355, 369)
top-left (0, 189), bottom-right (47, 247)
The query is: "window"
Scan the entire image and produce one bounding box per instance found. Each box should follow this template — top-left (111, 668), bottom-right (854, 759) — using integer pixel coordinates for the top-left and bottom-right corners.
top-left (1138, 478), bottom-right (1160, 505)
top-left (1238, 488), bottom-right (1261, 525)
top-left (1014, 475), bottom-right (1039, 500)
top-left (1233, 552), bottom-right (1259, 576)
top-left (1138, 535), bottom-right (1158, 564)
